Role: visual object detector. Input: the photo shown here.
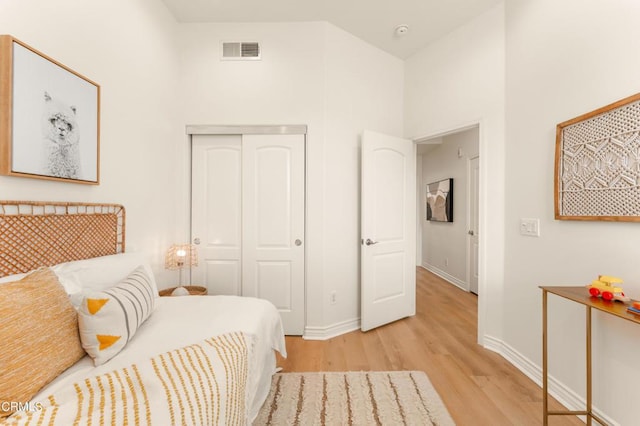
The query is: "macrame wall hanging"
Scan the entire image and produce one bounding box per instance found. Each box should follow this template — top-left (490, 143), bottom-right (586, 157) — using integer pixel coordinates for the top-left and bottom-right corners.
top-left (555, 93), bottom-right (640, 221)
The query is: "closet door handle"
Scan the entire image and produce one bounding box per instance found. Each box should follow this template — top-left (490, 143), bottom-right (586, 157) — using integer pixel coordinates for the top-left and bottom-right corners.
top-left (193, 237), bottom-right (201, 245)
top-left (295, 239), bottom-right (302, 246)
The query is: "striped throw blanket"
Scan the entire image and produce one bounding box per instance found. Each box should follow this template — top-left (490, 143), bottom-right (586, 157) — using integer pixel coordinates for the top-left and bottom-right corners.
top-left (2, 331), bottom-right (253, 426)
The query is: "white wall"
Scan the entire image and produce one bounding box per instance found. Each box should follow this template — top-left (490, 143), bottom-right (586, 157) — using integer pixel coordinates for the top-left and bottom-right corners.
top-left (405, 3), bottom-right (506, 343)
top-left (420, 128), bottom-right (479, 289)
top-left (177, 22), bottom-right (404, 336)
top-left (321, 25), bottom-right (404, 334)
top-left (0, 0), bottom-right (182, 285)
top-left (505, 1), bottom-right (640, 423)
top-left (178, 22), bottom-right (327, 330)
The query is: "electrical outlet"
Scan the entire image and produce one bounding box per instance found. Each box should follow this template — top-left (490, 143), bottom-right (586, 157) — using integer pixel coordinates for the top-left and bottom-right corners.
top-left (330, 291), bottom-right (337, 305)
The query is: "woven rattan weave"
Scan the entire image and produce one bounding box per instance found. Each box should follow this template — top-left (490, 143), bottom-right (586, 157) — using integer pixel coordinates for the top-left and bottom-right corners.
top-left (0, 201), bottom-right (125, 277)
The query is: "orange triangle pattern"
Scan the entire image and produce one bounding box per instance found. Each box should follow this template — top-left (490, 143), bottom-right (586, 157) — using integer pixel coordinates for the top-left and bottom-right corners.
top-left (87, 298), bottom-right (109, 315)
top-left (97, 335), bottom-right (121, 351)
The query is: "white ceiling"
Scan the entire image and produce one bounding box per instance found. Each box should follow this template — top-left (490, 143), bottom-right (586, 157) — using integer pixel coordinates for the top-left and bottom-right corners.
top-left (161, 0), bottom-right (502, 59)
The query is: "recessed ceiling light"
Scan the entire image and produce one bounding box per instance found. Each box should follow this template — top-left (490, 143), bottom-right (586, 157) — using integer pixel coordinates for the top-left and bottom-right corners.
top-left (394, 24), bottom-right (409, 37)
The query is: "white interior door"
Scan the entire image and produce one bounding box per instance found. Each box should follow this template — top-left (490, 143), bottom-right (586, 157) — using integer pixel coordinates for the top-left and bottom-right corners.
top-left (469, 156), bottom-right (480, 294)
top-left (242, 134), bottom-right (305, 335)
top-left (191, 135), bottom-right (243, 296)
top-left (361, 130), bottom-right (416, 332)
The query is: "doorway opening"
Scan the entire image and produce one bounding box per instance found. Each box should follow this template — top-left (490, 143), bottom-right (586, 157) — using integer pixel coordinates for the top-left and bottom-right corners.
top-left (415, 125), bottom-right (480, 297)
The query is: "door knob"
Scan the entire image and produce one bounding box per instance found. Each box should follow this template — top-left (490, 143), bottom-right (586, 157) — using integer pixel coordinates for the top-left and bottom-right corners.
top-left (468, 230), bottom-right (474, 236)
top-left (295, 239), bottom-right (302, 246)
top-left (362, 238), bottom-right (379, 246)
top-left (193, 237), bottom-right (201, 245)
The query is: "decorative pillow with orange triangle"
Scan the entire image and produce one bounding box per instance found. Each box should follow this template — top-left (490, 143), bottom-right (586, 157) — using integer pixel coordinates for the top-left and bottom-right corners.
top-left (77, 265), bottom-right (156, 366)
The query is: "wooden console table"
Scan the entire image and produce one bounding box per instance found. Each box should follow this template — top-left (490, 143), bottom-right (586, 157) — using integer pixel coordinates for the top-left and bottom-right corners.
top-left (540, 286), bottom-right (640, 426)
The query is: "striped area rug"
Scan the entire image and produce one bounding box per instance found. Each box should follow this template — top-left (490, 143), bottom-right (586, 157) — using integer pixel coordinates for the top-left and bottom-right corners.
top-left (253, 371), bottom-right (455, 425)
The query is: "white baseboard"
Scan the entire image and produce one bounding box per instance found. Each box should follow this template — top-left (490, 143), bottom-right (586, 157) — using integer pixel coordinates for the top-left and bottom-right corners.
top-left (421, 263), bottom-right (468, 291)
top-left (485, 335), bottom-right (617, 426)
top-left (482, 335), bottom-right (503, 354)
top-left (303, 318), bottom-right (360, 340)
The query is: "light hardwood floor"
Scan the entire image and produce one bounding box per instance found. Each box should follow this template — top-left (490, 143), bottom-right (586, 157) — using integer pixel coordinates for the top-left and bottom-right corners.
top-left (277, 267), bottom-right (583, 425)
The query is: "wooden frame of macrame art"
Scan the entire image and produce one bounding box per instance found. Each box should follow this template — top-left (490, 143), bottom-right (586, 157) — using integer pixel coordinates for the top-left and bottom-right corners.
top-left (555, 92), bottom-right (640, 222)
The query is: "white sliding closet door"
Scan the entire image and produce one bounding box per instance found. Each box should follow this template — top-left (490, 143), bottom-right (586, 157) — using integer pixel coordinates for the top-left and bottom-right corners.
top-left (242, 134), bottom-right (305, 335)
top-left (191, 132), bottom-right (305, 335)
top-left (191, 135), bottom-right (243, 296)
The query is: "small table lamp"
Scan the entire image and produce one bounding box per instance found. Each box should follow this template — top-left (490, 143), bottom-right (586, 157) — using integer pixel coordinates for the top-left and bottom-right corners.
top-left (164, 243), bottom-right (198, 296)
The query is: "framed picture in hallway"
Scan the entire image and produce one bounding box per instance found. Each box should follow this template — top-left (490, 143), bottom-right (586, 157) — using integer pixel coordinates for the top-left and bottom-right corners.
top-left (0, 35), bottom-right (100, 184)
top-left (426, 178), bottom-right (453, 222)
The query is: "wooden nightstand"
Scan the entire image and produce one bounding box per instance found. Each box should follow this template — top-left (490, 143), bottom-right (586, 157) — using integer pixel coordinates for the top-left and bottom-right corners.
top-left (159, 286), bottom-right (208, 297)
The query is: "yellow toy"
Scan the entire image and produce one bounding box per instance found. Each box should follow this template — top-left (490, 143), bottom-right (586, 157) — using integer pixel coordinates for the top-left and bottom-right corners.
top-left (587, 275), bottom-right (630, 302)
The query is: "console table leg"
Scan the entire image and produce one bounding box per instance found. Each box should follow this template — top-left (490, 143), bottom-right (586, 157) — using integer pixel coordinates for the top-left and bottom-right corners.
top-left (586, 306), bottom-right (592, 425)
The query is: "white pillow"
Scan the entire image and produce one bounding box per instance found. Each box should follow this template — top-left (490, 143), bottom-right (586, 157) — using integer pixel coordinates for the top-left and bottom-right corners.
top-left (0, 272), bottom-right (27, 285)
top-left (0, 253), bottom-right (159, 308)
top-left (77, 265), bottom-right (156, 366)
top-left (52, 253), bottom-right (159, 307)
top-left (52, 252), bottom-right (156, 292)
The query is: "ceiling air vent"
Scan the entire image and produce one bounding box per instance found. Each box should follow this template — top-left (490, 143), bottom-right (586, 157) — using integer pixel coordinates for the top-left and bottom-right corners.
top-left (221, 42), bottom-right (261, 61)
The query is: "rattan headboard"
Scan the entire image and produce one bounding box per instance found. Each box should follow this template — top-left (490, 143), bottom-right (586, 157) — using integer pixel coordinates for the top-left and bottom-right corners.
top-left (0, 201), bottom-right (125, 277)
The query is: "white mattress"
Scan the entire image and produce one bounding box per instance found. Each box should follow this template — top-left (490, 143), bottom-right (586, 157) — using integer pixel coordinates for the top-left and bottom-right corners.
top-left (32, 295), bottom-right (287, 422)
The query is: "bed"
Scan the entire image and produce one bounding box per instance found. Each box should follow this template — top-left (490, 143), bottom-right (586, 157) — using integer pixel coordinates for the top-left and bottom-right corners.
top-left (0, 201), bottom-right (286, 425)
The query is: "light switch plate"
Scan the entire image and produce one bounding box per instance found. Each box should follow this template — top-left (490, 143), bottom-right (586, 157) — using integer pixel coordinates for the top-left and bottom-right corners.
top-left (520, 218), bottom-right (540, 237)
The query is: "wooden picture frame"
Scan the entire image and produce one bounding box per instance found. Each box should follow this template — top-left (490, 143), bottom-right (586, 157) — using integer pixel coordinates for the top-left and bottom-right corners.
top-left (555, 93), bottom-right (640, 221)
top-left (0, 35), bottom-right (100, 184)
top-left (426, 178), bottom-right (453, 222)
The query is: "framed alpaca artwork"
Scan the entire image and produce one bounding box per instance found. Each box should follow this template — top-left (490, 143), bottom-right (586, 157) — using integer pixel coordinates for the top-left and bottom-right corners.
top-left (0, 35), bottom-right (100, 184)
top-left (426, 178), bottom-right (453, 222)
top-left (555, 92), bottom-right (640, 221)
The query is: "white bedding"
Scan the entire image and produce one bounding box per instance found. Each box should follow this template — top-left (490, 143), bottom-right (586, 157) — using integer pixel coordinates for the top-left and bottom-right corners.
top-left (32, 295), bottom-right (287, 423)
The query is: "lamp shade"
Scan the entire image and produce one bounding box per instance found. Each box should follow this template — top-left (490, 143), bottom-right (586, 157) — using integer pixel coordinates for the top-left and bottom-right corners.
top-left (164, 244), bottom-right (198, 270)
